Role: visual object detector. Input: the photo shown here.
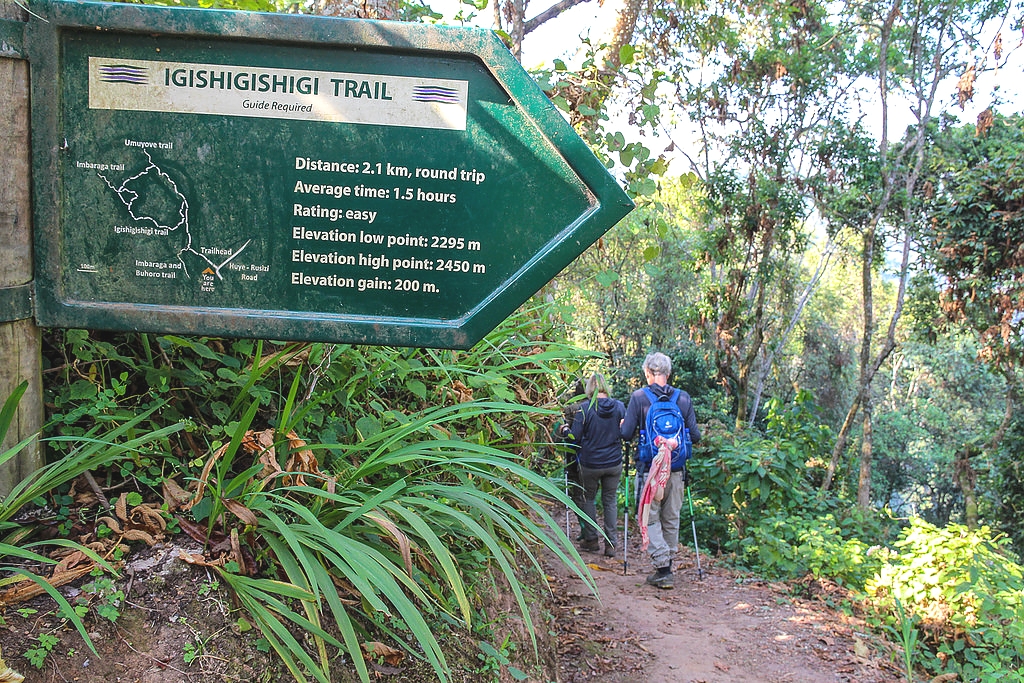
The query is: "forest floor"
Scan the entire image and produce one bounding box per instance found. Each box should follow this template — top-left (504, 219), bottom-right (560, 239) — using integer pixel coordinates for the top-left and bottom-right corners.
top-left (0, 513), bottom-right (910, 683)
top-left (549, 513), bottom-right (908, 683)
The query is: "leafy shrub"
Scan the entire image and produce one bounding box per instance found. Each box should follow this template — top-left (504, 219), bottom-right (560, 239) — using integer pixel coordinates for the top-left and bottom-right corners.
top-left (865, 519), bottom-right (1024, 681)
top-left (737, 511), bottom-right (881, 586)
top-left (690, 389), bottom-right (833, 544)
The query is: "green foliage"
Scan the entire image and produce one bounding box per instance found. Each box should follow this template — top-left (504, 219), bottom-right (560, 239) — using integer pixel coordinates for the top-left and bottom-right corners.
top-left (532, 39), bottom-right (669, 202)
top-left (891, 596), bottom-right (921, 683)
top-left (918, 112), bottom-right (1024, 366)
top-left (688, 391), bottom-right (906, 587)
top-left (550, 176), bottom-right (707, 380)
top-left (866, 519), bottom-right (1024, 680)
top-left (78, 576), bottom-right (126, 623)
top-left (995, 418), bottom-right (1024, 558)
top-left (23, 633), bottom-right (59, 670)
top-left (0, 384), bottom-right (185, 655)
top-left (210, 397), bottom-right (594, 683)
top-left (694, 390), bottom-right (830, 524)
top-left (737, 511), bottom-right (881, 586)
top-left (21, 303), bottom-right (593, 683)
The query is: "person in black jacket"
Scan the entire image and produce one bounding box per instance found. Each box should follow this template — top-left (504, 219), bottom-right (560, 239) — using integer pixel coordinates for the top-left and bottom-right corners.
top-left (620, 352), bottom-right (701, 589)
top-left (568, 373), bottom-right (626, 557)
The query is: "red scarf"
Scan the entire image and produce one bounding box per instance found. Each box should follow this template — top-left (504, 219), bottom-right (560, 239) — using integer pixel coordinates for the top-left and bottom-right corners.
top-left (638, 436), bottom-right (677, 550)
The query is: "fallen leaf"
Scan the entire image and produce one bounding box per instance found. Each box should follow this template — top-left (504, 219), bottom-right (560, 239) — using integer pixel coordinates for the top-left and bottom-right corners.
top-left (361, 641), bottom-right (404, 666)
top-left (0, 651), bottom-right (25, 683)
top-left (162, 479), bottom-right (191, 512)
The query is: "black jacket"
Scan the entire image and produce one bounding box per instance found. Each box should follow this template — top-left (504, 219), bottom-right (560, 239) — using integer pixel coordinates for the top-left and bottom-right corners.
top-left (569, 396), bottom-right (626, 469)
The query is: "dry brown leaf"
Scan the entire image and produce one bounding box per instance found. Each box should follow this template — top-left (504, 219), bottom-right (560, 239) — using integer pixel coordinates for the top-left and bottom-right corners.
top-left (188, 442), bottom-right (229, 509)
top-left (255, 428), bottom-right (276, 453)
top-left (258, 448), bottom-right (283, 482)
top-left (364, 512), bottom-right (413, 577)
top-left (451, 380), bottom-right (473, 402)
top-left (323, 475), bottom-right (338, 495)
top-left (69, 478), bottom-right (98, 507)
top-left (134, 505), bottom-right (167, 531)
top-left (121, 529), bottom-right (157, 544)
top-left (163, 478), bottom-right (191, 512)
top-left (52, 550), bottom-right (89, 574)
top-left (283, 431), bottom-right (321, 487)
top-left (115, 493), bottom-right (129, 522)
top-left (361, 641), bottom-right (405, 666)
top-left (0, 565), bottom-right (95, 606)
top-left (930, 674), bottom-right (958, 683)
top-left (98, 515), bottom-right (122, 534)
top-left (230, 528), bottom-right (247, 575)
top-left (223, 499), bottom-right (259, 527)
top-left (0, 651), bottom-right (25, 683)
top-left (178, 550), bottom-right (225, 568)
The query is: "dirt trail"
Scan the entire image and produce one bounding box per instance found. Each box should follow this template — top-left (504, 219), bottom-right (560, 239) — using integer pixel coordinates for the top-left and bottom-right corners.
top-left (548, 517), bottom-right (905, 683)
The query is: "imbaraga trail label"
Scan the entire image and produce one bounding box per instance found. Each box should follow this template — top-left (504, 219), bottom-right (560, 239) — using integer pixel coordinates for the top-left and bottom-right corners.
top-left (27, 0), bottom-right (633, 348)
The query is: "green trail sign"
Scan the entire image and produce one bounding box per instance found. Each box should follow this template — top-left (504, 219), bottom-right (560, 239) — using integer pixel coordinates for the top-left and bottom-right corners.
top-left (24, 0), bottom-right (633, 349)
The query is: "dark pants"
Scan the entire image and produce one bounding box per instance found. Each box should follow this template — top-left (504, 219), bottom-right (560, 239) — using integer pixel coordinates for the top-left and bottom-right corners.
top-left (580, 464), bottom-right (622, 548)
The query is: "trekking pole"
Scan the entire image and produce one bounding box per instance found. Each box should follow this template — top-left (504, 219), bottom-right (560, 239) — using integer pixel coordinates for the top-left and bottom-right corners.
top-left (564, 466), bottom-right (570, 538)
top-left (685, 464), bottom-right (703, 580)
top-left (622, 442), bottom-right (629, 576)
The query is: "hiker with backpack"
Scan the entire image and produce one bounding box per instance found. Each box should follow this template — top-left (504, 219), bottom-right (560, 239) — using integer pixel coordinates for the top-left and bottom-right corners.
top-left (620, 352), bottom-right (701, 589)
top-left (566, 373), bottom-right (626, 557)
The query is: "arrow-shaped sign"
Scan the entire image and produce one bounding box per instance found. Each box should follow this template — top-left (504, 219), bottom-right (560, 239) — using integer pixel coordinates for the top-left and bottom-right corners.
top-left (27, 0), bottom-right (634, 348)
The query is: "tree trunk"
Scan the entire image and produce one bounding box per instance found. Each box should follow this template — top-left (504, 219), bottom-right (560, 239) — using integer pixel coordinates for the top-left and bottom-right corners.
top-left (749, 238), bottom-right (836, 427)
top-left (601, 0), bottom-right (641, 71)
top-left (0, 0), bottom-right (44, 495)
top-left (954, 445), bottom-right (979, 529)
top-left (734, 364), bottom-right (749, 432)
top-left (854, 225), bottom-right (876, 508)
top-left (857, 396), bottom-right (873, 508)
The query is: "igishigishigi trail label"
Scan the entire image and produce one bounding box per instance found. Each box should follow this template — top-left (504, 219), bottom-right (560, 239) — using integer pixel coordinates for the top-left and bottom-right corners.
top-left (28, 0), bottom-right (634, 349)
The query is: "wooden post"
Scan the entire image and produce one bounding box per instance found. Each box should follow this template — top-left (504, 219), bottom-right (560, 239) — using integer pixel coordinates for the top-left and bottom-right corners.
top-left (0, 0), bottom-right (44, 495)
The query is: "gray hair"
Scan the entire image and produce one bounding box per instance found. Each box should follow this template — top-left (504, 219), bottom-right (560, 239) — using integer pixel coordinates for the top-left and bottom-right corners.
top-left (585, 373), bottom-right (610, 397)
top-left (643, 352), bottom-right (672, 378)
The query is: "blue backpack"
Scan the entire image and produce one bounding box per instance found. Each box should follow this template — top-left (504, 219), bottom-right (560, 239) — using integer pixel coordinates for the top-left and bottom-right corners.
top-left (638, 387), bottom-right (692, 470)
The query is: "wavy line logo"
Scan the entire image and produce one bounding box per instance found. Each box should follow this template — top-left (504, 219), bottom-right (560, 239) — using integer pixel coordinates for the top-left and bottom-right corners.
top-left (412, 85), bottom-right (461, 104)
top-left (98, 64), bottom-right (148, 85)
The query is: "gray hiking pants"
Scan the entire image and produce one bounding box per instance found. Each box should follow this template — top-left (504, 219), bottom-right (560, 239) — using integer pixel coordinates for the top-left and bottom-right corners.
top-left (644, 469), bottom-right (684, 569)
top-left (580, 464), bottom-right (621, 548)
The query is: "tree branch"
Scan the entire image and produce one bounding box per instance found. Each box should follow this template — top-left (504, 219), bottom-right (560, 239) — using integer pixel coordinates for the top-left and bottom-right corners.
top-left (524, 0), bottom-right (594, 35)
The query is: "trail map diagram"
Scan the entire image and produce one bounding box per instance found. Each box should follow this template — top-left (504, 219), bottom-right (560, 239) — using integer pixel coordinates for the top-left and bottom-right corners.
top-left (96, 149), bottom-right (251, 281)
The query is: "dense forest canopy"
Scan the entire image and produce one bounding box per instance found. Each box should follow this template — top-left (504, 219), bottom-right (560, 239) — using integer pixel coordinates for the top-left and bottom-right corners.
top-left (501, 0), bottom-right (1024, 534)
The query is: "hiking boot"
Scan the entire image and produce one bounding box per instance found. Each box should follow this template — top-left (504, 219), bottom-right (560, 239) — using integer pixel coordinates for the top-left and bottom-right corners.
top-left (603, 543), bottom-right (616, 558)
top-left (645, 567), bottom-right (674, 589)
top-left (579, 538), bottom-right (600, 552)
